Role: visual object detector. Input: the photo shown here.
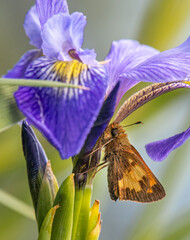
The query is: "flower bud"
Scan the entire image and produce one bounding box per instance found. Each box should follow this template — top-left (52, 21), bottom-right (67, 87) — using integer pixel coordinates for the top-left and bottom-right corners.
top-left (22, 121), bottom-right (58, 230)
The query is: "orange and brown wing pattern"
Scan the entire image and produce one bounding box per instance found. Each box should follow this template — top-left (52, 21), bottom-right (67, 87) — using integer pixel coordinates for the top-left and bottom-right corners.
top-left (107, 145), bottom-right (166, 202)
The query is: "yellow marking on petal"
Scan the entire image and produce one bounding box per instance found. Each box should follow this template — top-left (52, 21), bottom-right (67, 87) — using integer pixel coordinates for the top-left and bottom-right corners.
top-left (73, 62), bottom-right (83, 79)
top-left (63, 61), bottom-right (79, 83)
top-left (183, 81), bottom-right (190, 85)
top-left (54, 60), bottom-right (88, 83)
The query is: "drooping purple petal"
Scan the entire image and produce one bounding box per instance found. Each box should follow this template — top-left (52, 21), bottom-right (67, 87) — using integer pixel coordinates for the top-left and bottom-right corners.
top-left (145, 127), bottom-right (190, 162)
top-left (36, 0), bottom-right (69, 27)
top-left (105, 40), bottom-right (159, 100)
top-left (115, 76), bottom-right (139, 106)
top-left (72, 81), bottom-right (121, 188)
top-left (24, 5), bottom-right (42, 48)
top-left (41, 12), bottom-right (86, 60)
top-left (82, 81), bottom-right (121, 153)
top-left (125, 36), bottom-right (190, 83)
top-left (4, 49), bottom-right (42, 78)
top-left (14, 58), bottom-right (108, 159)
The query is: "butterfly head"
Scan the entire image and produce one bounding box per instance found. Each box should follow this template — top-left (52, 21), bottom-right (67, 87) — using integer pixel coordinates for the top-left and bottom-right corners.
top-left (102, 122), bottom-right (129, 146)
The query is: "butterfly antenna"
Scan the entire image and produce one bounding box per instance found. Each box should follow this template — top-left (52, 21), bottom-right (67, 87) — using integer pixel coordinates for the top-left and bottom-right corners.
top-left (78, 161), bottom-right (110, 177)
top-left (123, 121), bottom-right (143, 128)
top-left (84, 137), bottom-right (114, 159)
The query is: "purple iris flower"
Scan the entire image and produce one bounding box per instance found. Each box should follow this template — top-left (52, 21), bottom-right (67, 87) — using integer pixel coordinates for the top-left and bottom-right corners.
top-left (5, 0), bottom-right (190, 160)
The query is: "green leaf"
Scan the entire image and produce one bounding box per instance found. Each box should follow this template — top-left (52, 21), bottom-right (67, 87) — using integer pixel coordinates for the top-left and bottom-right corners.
top-left (0, 78), bottom-right (89, 132)
top-left (51, 174), bottom-right (75, 240)
top-left (0, 86), bottom-right (23, 132)
top-left (0, 188), bottom-right (35, 220)
top-left (37, 161), bottom-right (59, 231)
top-left (38, 205), bottom-right (59, 240)
top-left (71, 188), bottom-right (83, 240)
top-left (0, 78), bottom-right (90, 90)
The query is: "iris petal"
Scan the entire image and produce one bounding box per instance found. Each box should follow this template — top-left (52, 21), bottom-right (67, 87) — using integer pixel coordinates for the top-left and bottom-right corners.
top-left (105, 40), bottom-right (159, 103)
top-left (82, 81), bottom-right (121, 153)
top-left (125, 36), bottom-right (190, 83)
top-left (4, 49), bottom-right (42, 78)
top-left (145, 127), bottom-right (190, 161)
top-left (14, 58), bottom-right (108, 159)
top-left (41, 12), bottom-right (86, 60)
top-left (36, 0), bottom-right (69, 27)
top-left (77, 48), bottom-right (97, 65)
top-left (24, 5), bottom-right (42, 48)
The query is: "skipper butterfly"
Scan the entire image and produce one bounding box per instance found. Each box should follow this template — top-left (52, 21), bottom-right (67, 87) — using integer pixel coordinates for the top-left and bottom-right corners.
top-left (100, 122), bottom-right (165, 202)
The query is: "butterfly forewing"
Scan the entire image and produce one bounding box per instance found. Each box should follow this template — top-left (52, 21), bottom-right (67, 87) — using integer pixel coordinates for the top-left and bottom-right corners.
top-left (103, 123), bottom-right (166, 203)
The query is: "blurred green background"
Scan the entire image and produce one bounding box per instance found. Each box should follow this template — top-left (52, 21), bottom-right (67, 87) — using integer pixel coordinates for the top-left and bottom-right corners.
top-left (0, 0), bottom-right (190, 239)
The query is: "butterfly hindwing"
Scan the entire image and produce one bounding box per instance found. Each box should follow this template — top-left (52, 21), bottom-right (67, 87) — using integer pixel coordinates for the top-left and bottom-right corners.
top-left (107, 144), bottom-right (166, 202)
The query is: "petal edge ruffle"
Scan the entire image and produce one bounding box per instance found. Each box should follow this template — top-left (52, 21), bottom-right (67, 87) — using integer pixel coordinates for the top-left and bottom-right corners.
top-left (41, 12), bottom-right (86, 60)
top-left (24, 5), bottom-right (42, 48)
top-left (36, 0), bottom-right (69, 27)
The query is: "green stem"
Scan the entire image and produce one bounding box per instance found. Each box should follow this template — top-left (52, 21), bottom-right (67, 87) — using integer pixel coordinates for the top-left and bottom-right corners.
top-left (0, 78), bottom-right (89, 90)
top-left (76, 185), bottom-right (92, 240)
top-left (71, 188), bottom-right (84, 240)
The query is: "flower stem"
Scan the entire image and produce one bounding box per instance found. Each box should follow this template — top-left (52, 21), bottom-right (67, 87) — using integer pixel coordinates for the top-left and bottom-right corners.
top-left (71, 188), bottom-right (83, 240)
top-left (72, 185), bottom-right (92, 240)
top-left (79, 185), bottom-right (92, 239)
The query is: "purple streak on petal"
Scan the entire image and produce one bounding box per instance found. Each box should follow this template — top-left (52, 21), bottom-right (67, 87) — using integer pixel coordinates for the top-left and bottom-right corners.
top-left (14, 58), bottom-right (108, 159)
top-left (105, 40), bottom-right (159, 98)
top-left (36, 0), bottom-right (69, 27)
top-left (41, 12), bottom-right (86, 59)
top-left (24, 5), bottom-right (42, 48)
top-left (145, 127), bottom-right (190, 162)
top-left (125, 36), bottom-right (190, 83)
top-left (71, 12), bottom-right (86, 48)
top-left (4, 49), bottom-right (42, 78)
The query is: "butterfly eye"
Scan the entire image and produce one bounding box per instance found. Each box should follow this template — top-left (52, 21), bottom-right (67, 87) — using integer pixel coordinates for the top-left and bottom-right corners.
top-left (111, 128), bottom-right (118, 137)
